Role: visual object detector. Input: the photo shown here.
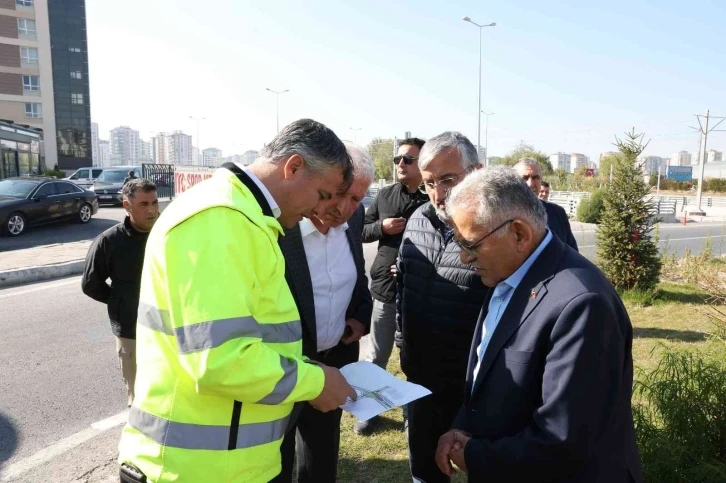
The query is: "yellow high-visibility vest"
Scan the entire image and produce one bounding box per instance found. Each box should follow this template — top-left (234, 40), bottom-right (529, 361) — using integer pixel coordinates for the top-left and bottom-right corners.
top-left (118, 167), bottom-right (324, 482)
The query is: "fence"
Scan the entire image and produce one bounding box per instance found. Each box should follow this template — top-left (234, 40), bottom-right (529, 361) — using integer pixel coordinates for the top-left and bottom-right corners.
top-left (142, 164), bottom-right (175, 199)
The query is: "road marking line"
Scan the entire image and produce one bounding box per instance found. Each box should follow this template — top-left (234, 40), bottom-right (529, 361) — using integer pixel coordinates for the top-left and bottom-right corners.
top-left (578, 234), bottom-right (726, 250)
top-left (0, 411), bottom-right (127, 482)
top-left (0, 277), bottom-right (80, 299)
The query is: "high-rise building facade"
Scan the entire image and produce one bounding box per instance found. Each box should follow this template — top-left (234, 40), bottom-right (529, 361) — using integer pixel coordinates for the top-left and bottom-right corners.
top-left (169, 131), bottom-right (192, 165)
top-left (671, 151), bottom-right (692, 167)
top-left (202, 147), bottom-right (223, 167)
top-left (0, 0), bottom-right (92, 174)
top-left (640, 156), bottom-right (666, 175)
top-left (140, 139), bottom-right (151, 162)
top-left (549, 152), bottom-right (570, 172)
top-left (242, 150), bottom-right (259, 166)
top-left (97, 138), bottom-right (109, 167)
top-left (570, 153), bottom-right (589, 173)
top-left (707, 149), bottom-right (722, 164)
top-left (109, 126), bottom-right (140, 165)
top-left (151, 133), bottom-right (169, 164)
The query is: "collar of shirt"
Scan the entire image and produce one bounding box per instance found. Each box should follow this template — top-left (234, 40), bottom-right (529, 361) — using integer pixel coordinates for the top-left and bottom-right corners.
top-left (299, 217), bottom-right (349, 238)
top-left (494, 229), bottom-right (554, 297)
top-left (234, 162), bottom-right (281, 219)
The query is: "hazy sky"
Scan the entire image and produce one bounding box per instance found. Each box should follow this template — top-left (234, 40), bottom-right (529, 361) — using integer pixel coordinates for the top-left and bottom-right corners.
top-left (86, 0), bottom-right (726, 161)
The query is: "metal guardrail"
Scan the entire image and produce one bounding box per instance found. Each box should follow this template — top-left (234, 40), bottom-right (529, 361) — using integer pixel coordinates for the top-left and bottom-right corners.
top-left (142, 163), bottom-right (175, 199)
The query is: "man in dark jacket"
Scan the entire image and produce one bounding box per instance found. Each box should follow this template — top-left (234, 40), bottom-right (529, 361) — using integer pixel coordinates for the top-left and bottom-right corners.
top-left (81, 178), bottom-right (159, 406)
top-left (357, 138), bottom-right (429, 434)
top-left (397, 132), bottom-right (490, 483)
top-left (436, 167), bottom-right (642, 483)
top-left (514, 158), bottom-right (578, 251)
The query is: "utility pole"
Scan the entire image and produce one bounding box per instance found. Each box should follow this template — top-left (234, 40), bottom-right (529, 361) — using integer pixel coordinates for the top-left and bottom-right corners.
top-left (690, 109), bottom-right (726, 215)
top-left (265, 88), bottom-right (290, 134)
top-left (189, 116), bottom-right (206, 166)
top-left (350, 127), bottom-right (362, 143)
top-left (656, 165), bottom-right (661, 196)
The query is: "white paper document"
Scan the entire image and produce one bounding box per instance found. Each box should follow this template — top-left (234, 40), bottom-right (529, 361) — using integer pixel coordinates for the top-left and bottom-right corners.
top-left (338, 361), bottom-right (432, 421)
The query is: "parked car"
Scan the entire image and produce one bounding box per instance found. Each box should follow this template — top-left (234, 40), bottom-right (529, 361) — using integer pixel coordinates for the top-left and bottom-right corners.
top-left (90, 166), bottom-right (141, 205)
top-left (64, 167), bottom-right (104, 189)
top-left (0, 177), bottom-right (99, 236)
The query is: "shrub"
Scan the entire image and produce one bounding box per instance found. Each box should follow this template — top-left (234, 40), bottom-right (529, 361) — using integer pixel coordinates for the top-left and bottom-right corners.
top-left (633, 344), bottom-right (726, 482)
top-left (576, 189), bottom-right (604, 224)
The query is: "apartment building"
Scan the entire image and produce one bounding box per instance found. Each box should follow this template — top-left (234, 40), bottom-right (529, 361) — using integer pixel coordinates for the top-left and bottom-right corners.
top-left (0, 0), bottom-right (92, 176)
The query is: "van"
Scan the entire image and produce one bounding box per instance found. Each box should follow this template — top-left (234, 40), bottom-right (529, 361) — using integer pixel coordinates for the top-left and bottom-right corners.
top-left (65, 167), bottom-right (104, 189)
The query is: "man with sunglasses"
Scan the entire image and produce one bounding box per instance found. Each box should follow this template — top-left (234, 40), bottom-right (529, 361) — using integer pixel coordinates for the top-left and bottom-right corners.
top-left (358, 138), bottom-right (429, 434)
top-left (395, 132), bottom-right (489, 483)
top-left (435, 167), bottom-right (642, 483)
top-left (514, 158), bottom-right (578, 250)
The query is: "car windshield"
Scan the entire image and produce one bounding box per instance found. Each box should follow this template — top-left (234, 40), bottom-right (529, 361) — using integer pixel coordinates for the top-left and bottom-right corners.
top-left (0, 179), bottom-right (37, 198)
top-left (97, 170), bottom-right (129, 183)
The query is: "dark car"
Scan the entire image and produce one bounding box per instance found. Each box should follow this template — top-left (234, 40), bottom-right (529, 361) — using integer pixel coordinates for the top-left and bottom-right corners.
top-left (91, 166), bottom-right (141, 205)
top-left (0, 177), bottom-right (99, 236)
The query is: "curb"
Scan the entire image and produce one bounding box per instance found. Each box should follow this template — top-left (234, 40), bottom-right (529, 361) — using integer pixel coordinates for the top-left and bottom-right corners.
top-left (0, 259), bottom-right (85, 289)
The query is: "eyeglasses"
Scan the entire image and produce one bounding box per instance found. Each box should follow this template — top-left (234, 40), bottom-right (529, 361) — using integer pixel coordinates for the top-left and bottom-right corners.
top-left (394, 155), bottom-right (418, 165)
top-left (453, 219), bottom-right (515, 257)
top-left (418, 171), bottom-right (468, 194)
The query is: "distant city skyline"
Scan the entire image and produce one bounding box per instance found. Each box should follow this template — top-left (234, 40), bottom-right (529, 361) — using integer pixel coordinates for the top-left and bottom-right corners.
top-left (86, 0), bottom-right (726, 166)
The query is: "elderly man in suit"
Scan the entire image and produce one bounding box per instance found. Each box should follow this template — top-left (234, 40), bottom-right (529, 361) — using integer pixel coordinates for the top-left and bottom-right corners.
top-left (514, 158), bottom-right (578, 250)
top-left (435, 166), bottom-right (643, 483)
top-left (274, 141), bottom-right (374, 483)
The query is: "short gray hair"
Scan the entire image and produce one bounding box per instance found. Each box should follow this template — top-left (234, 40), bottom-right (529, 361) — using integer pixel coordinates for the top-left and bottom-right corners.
top-left (122, 178), bottom-right (156, 201)
top-left (419, 131), bottom-right (480, 171)
top-left (343, 141), bottom-right (375, 184)
top-left (260, 118), bottom-right (353, 187)
top-left (446, 166), bottom-right (547, 234)
top-left (514, 157), bottom-right (541, 172)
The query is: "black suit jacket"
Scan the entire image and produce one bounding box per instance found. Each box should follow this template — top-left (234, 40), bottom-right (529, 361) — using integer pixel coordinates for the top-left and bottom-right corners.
top-left (279, 204), bottom-right (373, 361)
top-left (543, 200), bottom-right (578, 251)
top-left (454, 235), bottom-right (643, 483)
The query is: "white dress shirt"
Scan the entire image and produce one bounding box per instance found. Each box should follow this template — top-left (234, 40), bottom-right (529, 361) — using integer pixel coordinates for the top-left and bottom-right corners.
top-left (234, 163), bottom-right (281, 218)
top-left (300, 218), bottom-right (357, 352)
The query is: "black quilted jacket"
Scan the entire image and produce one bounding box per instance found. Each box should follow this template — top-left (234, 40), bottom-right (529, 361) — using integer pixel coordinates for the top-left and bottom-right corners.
top-left (395, 203), bottom-right (490, 393)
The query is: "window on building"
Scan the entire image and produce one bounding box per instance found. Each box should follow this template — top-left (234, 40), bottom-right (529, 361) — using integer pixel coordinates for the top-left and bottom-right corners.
top-left (20, 47), bottom-right (38, 64)
top-left (22, 75), bottom-right (40, 91)
top-left (68, 47), bottom-right (81, 53)
top-left (17, 18), bottom-right (36, 36)
top-left (70, 71), bottom-right (82, 80)
top-left (25, 103), bottom-right (42, 118)
top-left (16, 0), bottom-right (34, 6)
top-left (71, 93), bottom-right (84, 104)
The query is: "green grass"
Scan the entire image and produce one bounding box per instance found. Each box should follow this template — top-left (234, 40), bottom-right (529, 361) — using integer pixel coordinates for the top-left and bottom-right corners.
top-left (329, 282), bottom-right (715, 482)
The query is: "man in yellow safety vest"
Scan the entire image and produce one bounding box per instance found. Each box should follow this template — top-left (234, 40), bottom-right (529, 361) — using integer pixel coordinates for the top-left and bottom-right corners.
top-left (118, 119), bottom-right (358, 483)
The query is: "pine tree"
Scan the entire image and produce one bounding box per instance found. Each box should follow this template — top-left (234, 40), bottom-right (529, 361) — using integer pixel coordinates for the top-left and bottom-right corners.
top-left (596, 130), bottom-right (661, 291)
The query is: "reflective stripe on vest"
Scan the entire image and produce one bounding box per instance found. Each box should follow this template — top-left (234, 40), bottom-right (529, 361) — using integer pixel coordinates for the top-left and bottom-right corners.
top-left (128, 406), bottom-right (288, 451)
top-left (137, 303), bottom-right (302, 353)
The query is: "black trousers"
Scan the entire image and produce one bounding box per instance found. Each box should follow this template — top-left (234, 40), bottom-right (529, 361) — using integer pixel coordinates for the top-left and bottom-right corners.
top-left (271, 341), bottom-right (358, 483)
top-left (407, 387), bottom-right (464, 483)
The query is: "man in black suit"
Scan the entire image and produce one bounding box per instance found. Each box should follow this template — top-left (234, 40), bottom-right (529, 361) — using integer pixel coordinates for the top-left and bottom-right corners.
top-left (274, 142), bottom-right (374, 483)
top-left (435, 166), bottom-right (643, 483)
top-left (515, 158), bottom-right (578, 250)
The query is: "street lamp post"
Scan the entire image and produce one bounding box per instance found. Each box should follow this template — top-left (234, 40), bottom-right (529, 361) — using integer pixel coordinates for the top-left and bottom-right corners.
top-left (266, 88), bottom-right (290, 134)
top-left (481, 111), bottom-right (494, 166)
top-left (463, 16), bottom-right (496, 165)
top-left (189, 116), bottom-right (206, 166)
top-left (350, 127), bottom-right (362, 143)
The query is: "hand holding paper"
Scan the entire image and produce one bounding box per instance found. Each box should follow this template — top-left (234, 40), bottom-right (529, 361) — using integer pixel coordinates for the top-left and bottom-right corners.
top-left (337, 361), bottom-right (431, 421)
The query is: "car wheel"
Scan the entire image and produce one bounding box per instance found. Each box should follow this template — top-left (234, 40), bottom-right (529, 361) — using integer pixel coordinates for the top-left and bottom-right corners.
top-left (4, 212), bottom-right (26, 236)
top-left (77, 203), bottom-right (93, 223)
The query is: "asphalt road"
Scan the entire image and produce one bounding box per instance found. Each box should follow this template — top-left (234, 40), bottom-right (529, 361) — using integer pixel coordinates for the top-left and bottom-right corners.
top-left (0, 277), bottom-right (126, 480)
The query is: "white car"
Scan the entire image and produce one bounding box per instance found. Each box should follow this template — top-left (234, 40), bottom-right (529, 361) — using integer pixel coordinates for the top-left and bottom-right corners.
top-left (64, 167), bottom-right (104, 189)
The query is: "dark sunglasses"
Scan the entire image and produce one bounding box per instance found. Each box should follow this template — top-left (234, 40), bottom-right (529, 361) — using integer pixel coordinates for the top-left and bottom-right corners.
top-left (453, 219), bottom-right (515, 257)
top-left (394, 155), bottom-right (418, 165)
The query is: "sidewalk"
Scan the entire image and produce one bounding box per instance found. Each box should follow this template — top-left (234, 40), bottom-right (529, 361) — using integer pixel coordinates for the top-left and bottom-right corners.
top-left (0, 241), bottom-right (91, 288)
